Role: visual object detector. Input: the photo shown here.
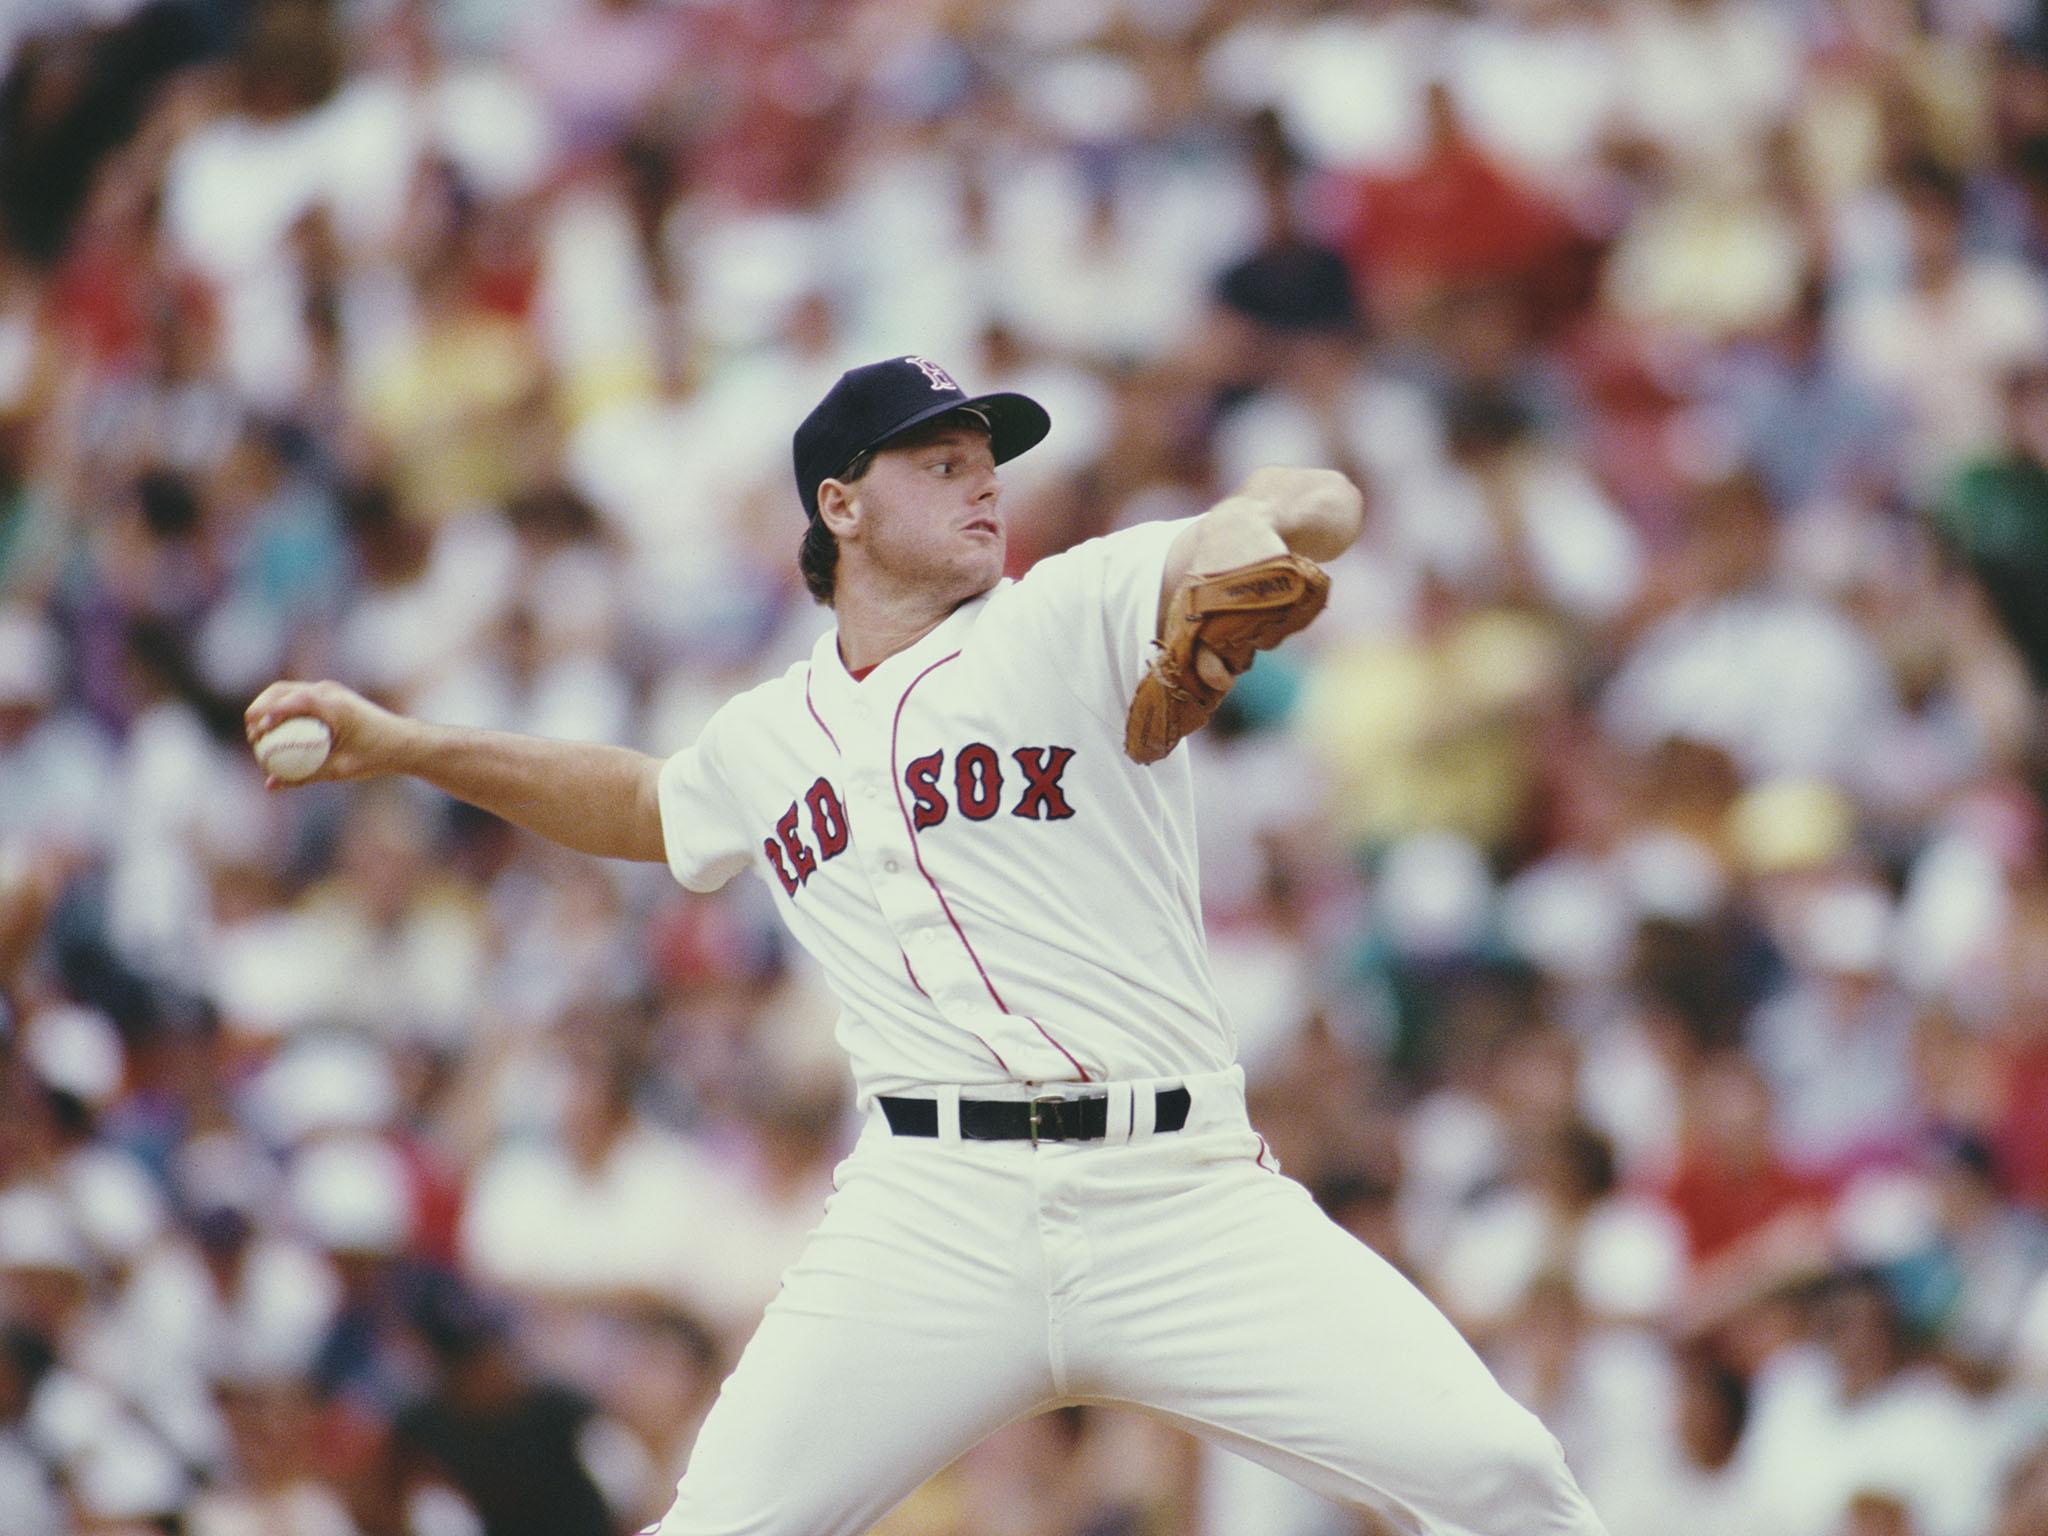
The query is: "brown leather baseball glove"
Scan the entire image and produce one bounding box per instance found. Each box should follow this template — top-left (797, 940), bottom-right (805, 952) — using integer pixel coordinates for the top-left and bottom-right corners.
top-left (1124, 552), bottom-right (1331, 764)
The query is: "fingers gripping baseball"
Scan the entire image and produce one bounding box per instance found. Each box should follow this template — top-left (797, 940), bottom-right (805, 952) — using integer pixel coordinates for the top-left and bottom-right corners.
top-left (244, 680), bottom-right (401, 788)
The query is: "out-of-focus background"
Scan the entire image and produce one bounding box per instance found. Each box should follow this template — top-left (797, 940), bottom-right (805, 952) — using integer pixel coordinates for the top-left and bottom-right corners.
top-left (2, 0), bottom-right (2047, 1533)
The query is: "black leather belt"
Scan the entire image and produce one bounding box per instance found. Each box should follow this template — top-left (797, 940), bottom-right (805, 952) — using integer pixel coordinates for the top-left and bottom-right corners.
top-left (879, 1086), bottom-right (1191, 1144)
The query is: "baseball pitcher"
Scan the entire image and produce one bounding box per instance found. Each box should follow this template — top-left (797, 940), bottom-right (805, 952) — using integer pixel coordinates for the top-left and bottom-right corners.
top-left (247, 357), bottom-right (1611, 1536)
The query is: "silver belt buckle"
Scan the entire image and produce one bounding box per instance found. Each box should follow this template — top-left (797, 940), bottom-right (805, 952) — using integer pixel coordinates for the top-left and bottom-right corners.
top-left (1027, 1093), bottom-right (1066, 1145)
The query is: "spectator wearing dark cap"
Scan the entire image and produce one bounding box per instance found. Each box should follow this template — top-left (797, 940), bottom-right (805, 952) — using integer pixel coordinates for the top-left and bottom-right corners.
top-left (598, 1304), bottom-right (726, 1524)
top-left (1212, 113), bottom-right (1359, 346)
top-left (393, 1276), bottom-right (628, 1536)
top-left (1198, 110), bottom-right (1377, 501)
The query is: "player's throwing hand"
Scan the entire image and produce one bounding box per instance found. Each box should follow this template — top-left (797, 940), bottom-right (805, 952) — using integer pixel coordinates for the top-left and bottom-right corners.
top-left (243, 679), bottom-right (408, 789)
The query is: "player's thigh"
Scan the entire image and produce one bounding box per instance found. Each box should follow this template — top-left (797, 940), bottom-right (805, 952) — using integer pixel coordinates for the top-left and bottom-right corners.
top-left (651, 1139), bottom-right (1055, 1536)
top-left (1081, 1145), bottom-right (1603, 1536)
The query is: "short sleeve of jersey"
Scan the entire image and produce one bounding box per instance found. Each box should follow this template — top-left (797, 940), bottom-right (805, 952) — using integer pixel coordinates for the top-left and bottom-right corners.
top-left (656, 708), bottom-right (753, 893)
top-left (1007, 516), bottom-right (1194, 725)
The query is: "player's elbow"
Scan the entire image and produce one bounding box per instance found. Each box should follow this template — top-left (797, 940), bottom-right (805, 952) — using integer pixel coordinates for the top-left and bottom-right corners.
top-left (1249, 466), bottom-right (1364, 562)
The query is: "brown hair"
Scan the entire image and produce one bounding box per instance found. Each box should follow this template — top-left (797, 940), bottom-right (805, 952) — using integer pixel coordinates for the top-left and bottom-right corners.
top-left (798, 448), bottom-right (873, 605)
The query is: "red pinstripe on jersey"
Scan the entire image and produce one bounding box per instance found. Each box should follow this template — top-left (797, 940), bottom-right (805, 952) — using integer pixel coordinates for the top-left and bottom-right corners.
top-left (813, 663), bottom-right (1010, 1075)
top-left (889, 652), bottom-right (1091, 1083)
top-left (804, 668), bottom-right (840, 755)
top-left (898, 949), bottom-right (1009, 1072)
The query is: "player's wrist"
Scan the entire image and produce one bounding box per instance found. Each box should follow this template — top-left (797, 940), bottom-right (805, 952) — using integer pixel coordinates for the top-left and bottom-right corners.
top-left (1190, 497), bottom-right (1288, 573)
top-left (375, 711), bottom-right (439, 778)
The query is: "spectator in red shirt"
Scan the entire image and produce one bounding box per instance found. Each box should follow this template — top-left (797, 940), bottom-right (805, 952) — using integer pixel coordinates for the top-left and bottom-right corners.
top-left (1339, 82), bottom-right (1581, 334)
top-left (1663, 1052), bottom-right (1825, 1265)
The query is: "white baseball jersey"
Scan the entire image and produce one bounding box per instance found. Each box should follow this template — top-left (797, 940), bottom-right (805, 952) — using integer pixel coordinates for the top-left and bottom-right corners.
top-left (656, 516), bottom-right (1235, 1102)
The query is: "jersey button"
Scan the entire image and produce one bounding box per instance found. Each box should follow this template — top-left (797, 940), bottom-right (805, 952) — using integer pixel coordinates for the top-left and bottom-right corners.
top-left (883, 857), bottom-right (900, 873)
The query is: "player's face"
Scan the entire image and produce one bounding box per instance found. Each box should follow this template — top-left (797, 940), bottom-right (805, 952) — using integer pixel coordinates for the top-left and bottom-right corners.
top-left (849, 426), bottom-right (1004, 601)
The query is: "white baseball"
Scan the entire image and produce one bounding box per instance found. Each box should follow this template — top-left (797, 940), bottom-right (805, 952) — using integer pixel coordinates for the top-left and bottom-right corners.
top-left (254, 716), bottom-right (333, 782)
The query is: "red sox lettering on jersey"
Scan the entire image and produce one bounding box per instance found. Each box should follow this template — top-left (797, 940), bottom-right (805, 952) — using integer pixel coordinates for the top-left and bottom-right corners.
top-left (658, 516), bottom-right (1234, 1101)
top-left (766, 747), bottom-right (1077, 896)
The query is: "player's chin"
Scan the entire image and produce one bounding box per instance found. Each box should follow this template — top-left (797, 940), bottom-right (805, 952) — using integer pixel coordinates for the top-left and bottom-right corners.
top-left (956, 530), bottom-right (1005, 583)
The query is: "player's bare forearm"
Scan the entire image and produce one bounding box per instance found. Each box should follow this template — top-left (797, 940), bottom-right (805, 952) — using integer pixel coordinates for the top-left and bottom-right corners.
top-left (245, 680), bottom-right (667, 863)
top-left (391, 722), bottom-right (666, 862)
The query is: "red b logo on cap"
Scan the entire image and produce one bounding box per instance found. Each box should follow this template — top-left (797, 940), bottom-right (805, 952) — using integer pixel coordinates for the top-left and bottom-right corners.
top-left (905, 356), bottom-right (958, 392)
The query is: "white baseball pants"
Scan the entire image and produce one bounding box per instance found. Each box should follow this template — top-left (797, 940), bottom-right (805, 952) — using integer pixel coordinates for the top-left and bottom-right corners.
top-left (650, 1067), bottom-right (1609, 1536)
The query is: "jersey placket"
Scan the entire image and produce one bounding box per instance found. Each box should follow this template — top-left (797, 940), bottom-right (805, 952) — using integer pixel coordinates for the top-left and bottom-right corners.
top-left (885, 657), bottom-right (992, 1015)
top-left (793, 596), bottom-right (1103, 1086)
top-left (830, 650), bottom-right (998, 1041)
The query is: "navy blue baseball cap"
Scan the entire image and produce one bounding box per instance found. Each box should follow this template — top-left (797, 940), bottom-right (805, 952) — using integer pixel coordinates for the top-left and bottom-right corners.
top-left (793, 355), bottom-right (1051, 519)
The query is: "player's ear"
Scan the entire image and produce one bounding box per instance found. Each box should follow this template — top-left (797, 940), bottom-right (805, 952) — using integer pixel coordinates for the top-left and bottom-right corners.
top-left (816, 479), bottom-right (861, 540)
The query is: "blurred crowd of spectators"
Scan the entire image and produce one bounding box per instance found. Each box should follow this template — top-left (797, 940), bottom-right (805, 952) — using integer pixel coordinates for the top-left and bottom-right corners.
top-left (4, 0), bottom-right (2048, 1533)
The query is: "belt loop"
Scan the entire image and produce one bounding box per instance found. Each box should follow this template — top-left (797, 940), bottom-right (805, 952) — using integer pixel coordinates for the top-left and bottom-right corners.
top-left (1108, 1082), bottom-right (1135, 1146)
top-left (1130, 1082), bottom-right (1158, 1143)
top-left (936, 1083), bottom-right (962, 1145)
